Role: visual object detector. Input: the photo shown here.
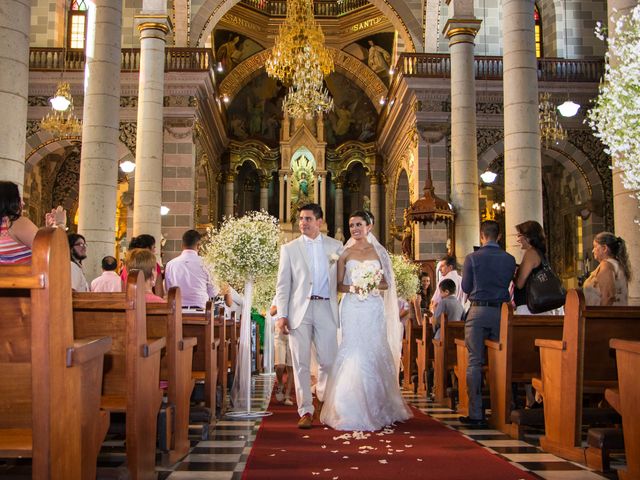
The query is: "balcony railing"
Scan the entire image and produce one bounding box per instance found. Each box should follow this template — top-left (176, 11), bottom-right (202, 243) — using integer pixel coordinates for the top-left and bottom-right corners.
top-left (398, 53), bottom-right (604, 83)
top-left (29, 47), bottom-right (212, 72)
top-left (239, 0), bottom-right (368, 16)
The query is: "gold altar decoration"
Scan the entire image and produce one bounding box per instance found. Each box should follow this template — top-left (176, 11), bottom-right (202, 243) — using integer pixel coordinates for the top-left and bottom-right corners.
top-left (41, 81), bottom-right (82, 137)
top-left (539, 92), bottom-right (566, 148)
top-left (265, 0), bottom-right (334, 118)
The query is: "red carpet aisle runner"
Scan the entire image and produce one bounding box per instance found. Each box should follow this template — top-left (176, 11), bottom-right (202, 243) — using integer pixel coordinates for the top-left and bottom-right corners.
top-left (243, 396), bottom-right (536, 480)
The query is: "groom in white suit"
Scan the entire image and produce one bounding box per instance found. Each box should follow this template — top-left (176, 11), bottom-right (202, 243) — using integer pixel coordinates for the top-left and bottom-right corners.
top-left (275, 203), bottom-right (342, 428)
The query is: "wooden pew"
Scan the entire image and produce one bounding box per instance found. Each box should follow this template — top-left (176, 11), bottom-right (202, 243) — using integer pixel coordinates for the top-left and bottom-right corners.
top-left (73, 271), bottom-right (166, 480)
top-left (432, 315), bottom-right (465, 405)
top-left (532, 289), bottom-right (640, 462)
top-left (604, 339), bottom-right (640, 480)
top-left (415, 307), bottom-right (433, 397)
top-left (0, 227), bottom-right (111, 479)
top-left (182, 301), bottom-right (220, 416)
top-left (402, 315), bottom-right (421, 391)
top-left (146, 288), bottom-right (197, 465)
top-left (215, 312), bottom-right (230, 414)
top-left (484, 303), bottom-right (563, 437)
top-left (453, 338), bottom-right (468, 414)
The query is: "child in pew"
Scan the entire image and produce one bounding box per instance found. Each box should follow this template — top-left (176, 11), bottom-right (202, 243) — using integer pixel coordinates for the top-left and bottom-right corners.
top-left (126, 248), bottom-right (165, 303)
top-left (431, 278), bottom-right (465, 340)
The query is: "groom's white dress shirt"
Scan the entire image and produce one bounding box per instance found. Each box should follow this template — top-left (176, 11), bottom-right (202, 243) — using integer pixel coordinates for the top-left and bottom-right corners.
top-left (304, 234), bottom-right (330, 298)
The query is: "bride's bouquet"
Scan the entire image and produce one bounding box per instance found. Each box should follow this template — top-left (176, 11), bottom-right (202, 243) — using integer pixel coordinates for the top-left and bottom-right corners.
top-left (349, 262), bottom-right (383, 300)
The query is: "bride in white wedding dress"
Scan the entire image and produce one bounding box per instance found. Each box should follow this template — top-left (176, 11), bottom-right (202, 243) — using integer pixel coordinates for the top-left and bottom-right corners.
top-left (320, 211), bottom-right (412, 431)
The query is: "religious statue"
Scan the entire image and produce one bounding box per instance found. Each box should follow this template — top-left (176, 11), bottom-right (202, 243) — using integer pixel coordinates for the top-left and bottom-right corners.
top-left (390, 212), bottom-right (413, 259)
top-left (299, 172), bottom-right (309, 197)
top-left (216, 35), bottom-right (243, 72)
top-left (367, 40), bottom-right (391, 81)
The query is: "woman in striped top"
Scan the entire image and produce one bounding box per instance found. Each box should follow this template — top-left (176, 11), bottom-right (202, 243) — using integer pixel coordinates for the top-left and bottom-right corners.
top-left (0, 181), bottom-right (66, 264)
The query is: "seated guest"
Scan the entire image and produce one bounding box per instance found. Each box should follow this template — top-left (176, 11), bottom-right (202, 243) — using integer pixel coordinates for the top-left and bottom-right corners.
top-left (91, 255), bottom-right (122, 292)
top-left (430, 255), bottom-right (465, 311)
top-left (126, 248), bottom-right (164, 303)
top-left (431, 279), bottom-right (464, 340)
top-left (583, 231), bottom-right (631, 306)
top-left (165, 229), bottom-right (218, 309)
top-left (0, 181), bottom-right (66, 264)
top-left (68, 233), bottom-right (89, 292)
top-left (121, 234), bottom-right (164, 297)
top-left (224, 284), bottom-right (244, 320)
top-left (417, 273), bottom-right (432, 318)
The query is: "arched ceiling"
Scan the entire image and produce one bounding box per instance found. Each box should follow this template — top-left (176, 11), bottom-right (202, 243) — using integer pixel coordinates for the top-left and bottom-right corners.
top-left (189, 0), bottom-right (423, 52)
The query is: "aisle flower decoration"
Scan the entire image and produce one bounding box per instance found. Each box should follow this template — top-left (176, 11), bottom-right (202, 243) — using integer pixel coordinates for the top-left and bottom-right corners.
top-left (201, 211), bottom-right (282, 414)
top-left (390, 254), bottom-right (421, 301)
top-left (587, 6), bottom-right (640, 205)
top-left (252, 273), bottom-right (277, 316)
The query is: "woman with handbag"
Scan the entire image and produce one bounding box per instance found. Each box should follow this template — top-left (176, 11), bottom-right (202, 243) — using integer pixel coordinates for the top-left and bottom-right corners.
top-left (513, 220), bottom-right (564, 315)
top-left (583, 232), bottom-right (630, 306)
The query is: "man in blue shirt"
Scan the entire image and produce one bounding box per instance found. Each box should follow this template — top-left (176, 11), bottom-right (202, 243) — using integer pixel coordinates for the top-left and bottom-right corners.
top-left (460, 220), bottom-right (516, 424)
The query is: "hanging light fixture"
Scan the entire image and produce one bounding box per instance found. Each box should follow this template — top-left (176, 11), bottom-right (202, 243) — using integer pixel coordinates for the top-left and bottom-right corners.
top-left (40, 1), bottom-right (81, 137)
top-left (266, 0), bottom-right (334, 118)
top-left (557, 2), bottom-right (580, 117)
top-left (539, 92), bottom-right (566, 148)
top-left (480, 170), bottom-right (497, 184)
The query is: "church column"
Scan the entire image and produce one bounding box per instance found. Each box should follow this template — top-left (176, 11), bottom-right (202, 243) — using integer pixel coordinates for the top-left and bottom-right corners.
top-left (334, 177), bottom-right (344, 235)
top-left (320, 172), bottom-right (327, 215)
top-left (502, 0), bottom-right (543, 258)
top-left (369, 172), bottom-right (380, 238)
top-left (132, 10), bottom-right (172, 250)
top-left (443, 5), bottom-right (481, 262)
top-left (609, 0), bottom-right (640, 304)
top-left (285, 173), bottom-right (292, 223)
top-left (313, 173), bottom-right (319, 203)
top-left (77, 0), bottom-right (122, 281)
top-left (259, 175), bottom-right (270, 211)
top-left (278, 171), bottom-right (285, 223)
top-left (224, 173), bottom-right (235, 217)
top-left (0, 0), bottom-right (29, 187)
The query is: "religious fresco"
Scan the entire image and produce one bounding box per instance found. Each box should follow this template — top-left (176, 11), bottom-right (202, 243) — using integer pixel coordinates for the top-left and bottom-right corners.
top-left (214, 30), bottom-right (264, 74)
top-left (226, 72), bottom-right (286, 146)
top-left (343, 32), bottom-right (395, 86)
top-left (324, 73), bottom-right (378, 146)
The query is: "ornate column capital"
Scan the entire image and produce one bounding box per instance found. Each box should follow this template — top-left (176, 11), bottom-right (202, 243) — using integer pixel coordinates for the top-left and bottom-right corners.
top-left (368, 171), bottom-right (380, 185)
top-left (259, 175), bottom-right (272, 189)
top-left (225, 172), bottom-right (237, 183)
top-left (443, 18), bottom-right (482, 45)
top-left (334, 176), bottom-right (344, 189)
top-left (135, 14), bottom-right (173, 36)
top-left (164, 118), bottom-right (195, 139)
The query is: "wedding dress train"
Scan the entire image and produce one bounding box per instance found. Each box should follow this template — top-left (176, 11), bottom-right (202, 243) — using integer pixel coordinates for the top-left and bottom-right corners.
top-left (320, 259), bottom-right (412, 431)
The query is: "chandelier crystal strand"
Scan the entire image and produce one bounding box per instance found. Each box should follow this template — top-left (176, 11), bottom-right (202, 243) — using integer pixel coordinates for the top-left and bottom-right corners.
top-left (539, 92), bottom-right (566, 148)
top-left (266, 0), bottom-right (334, 118)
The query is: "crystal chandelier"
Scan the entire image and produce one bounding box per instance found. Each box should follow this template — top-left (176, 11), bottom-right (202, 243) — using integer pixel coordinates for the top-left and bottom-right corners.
top-left (40, 81), bottom-right (82, 136)
top-left (539, 92), bottom-right (566, 148)
top-left (266, 0), bottom-right (334, 118)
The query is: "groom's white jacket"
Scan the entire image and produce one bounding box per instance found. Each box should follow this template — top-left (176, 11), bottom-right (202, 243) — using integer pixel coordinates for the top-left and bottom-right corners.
top-left (275, 234), bottom-right (342, 330)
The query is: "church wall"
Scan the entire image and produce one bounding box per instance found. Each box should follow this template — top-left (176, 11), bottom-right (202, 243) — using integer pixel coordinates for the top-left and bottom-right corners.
top-left (30, 0), bottom-right (60, 46)
top-left (122, 0), bottom-right (143, 48)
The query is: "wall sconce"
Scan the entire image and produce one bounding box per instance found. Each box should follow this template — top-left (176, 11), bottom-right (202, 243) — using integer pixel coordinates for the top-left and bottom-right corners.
top-left (480, 170), bottom-right (497, 184)
top-left (160, 205), bottom-right (170, 216)
top-left (120, 160), bottom-right (136, 173)
top-left (379, 97), bottom-right (386, 106)
top-left (216, 62), bottom-right (224, 73)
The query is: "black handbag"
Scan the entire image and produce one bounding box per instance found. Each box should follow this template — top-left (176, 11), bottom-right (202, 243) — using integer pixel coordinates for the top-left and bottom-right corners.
top-left (525, 258), bottom-right (566, 313)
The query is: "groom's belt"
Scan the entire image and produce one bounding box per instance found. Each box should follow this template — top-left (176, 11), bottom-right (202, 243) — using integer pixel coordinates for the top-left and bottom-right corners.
top-left (309, 295), bottom-right (330, 301)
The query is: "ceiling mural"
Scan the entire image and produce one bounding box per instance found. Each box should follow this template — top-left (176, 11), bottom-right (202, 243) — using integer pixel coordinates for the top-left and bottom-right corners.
top-left (226, 72), bottom-right (286, 146)
top-left (214, 29), bottom-right (264, 75)
top-left (324, 73), bottom-right (378, 146)
top-left (343, 32), bottom-right (395, 86)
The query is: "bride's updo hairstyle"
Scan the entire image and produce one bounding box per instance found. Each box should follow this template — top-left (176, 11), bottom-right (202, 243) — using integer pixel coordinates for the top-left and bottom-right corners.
top-left (350, 210), bottom-right (372, 225)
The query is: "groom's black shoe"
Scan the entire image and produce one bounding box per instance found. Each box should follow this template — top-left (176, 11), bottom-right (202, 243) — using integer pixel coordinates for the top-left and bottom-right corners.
top-left (459, 416), bottom-right (487, 426)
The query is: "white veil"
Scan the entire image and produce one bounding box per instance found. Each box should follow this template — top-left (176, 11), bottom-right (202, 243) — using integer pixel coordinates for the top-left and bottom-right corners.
top-left (344, 232), bottom-right (403, 376)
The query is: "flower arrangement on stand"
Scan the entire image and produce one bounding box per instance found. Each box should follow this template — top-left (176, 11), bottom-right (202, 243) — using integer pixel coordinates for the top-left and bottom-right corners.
top-left (390, 254), bottom-right (421, 301)
top-left (588, 6), bottom-right (640, 207)
top-left (201, 211), bottom-right (282, 416)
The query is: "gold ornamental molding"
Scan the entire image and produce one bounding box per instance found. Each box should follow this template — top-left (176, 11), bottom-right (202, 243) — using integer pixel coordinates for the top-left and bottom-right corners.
top-left (135, 15), bottom-right (173, 35)
top-left (219, 48), bottom-right (387, 113)
top-left (443, 19), bottom-right (482, 45)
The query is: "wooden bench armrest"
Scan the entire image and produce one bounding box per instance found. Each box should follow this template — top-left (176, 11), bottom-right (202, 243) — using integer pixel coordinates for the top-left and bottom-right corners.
top-left (183, 318), bottom-right (208, 326)
top-left (213, 338), bottom-right (221, 349)
top-left (605, 387), bottom-right (621, 413)
top-left (531, 377), bottom-right (543, 395)
top-left (181, 336), bottom-right (198, 351)
top-left (67, 336), bottom-right (112, 367)
top-left (454, 338), bottom-right (465, 347)
top-left (432, 339), bottom-right (443, 347)
top-left (610, 338), bottom-right (640, 354)
top-left (485, 339), bottom-right (501, 351)
top-left (534, 338), bottom-right (565, 350)
top-left (143, 337), bottom-right (166, 357)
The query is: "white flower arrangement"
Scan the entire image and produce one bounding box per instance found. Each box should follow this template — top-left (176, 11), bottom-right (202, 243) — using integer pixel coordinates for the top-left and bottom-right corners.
top-left (349, 262), bottom-right (383, 300)
top-left (588, 7), bottom-right (640, 207)
top-left (252, 273), bottom-right (277, 316)
top-left (390, 254), bottom-right (421, 301)
top-left (328, 252), bottom-right (340, 265)
top-left (201, 211), bottom-right (282, 287)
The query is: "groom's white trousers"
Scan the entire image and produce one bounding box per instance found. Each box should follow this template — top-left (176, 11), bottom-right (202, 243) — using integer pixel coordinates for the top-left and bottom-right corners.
top-left (288, 300), bottom-right (338, 417)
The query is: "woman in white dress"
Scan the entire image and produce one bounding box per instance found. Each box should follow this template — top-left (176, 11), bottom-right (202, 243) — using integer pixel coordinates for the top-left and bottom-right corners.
top-left (320, 211), bottom-right (412, 431)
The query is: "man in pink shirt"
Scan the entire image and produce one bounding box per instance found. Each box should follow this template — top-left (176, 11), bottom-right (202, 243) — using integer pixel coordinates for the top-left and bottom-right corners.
top-left (164, 229), bottom-right (218, 309)
top-left (91, 255), bottom-right (122, 292)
